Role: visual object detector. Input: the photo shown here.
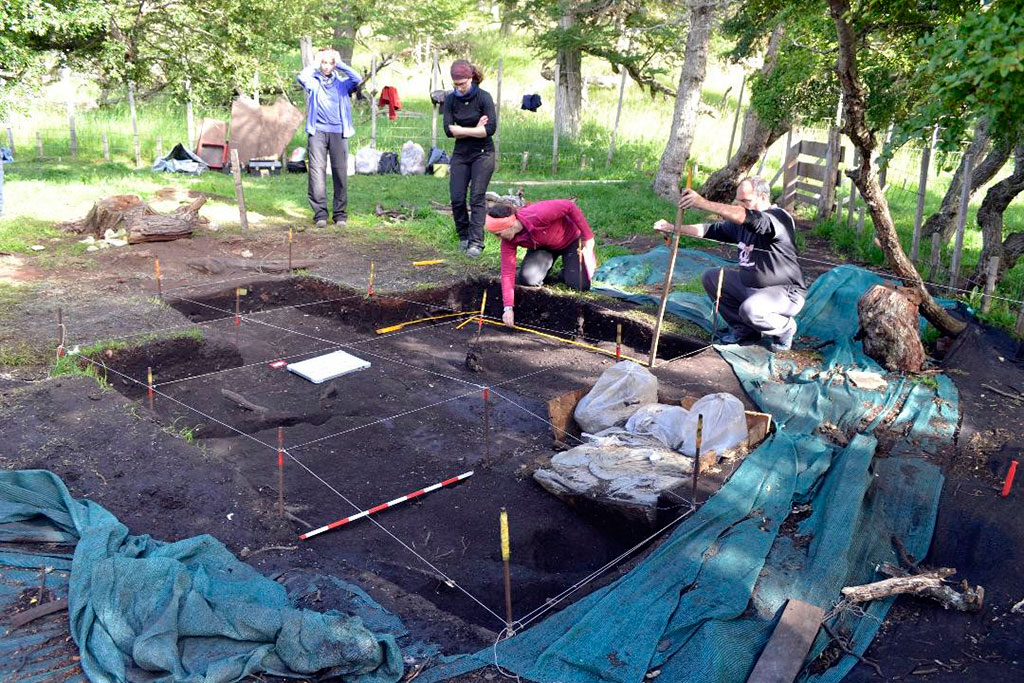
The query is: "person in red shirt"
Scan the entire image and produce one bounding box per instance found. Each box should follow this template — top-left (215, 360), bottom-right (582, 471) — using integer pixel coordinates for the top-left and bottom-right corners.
top-left (484, 199), bottom-right (597, 327)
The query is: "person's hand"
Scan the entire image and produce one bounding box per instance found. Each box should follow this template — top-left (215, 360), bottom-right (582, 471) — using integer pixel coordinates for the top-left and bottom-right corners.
top-left (502, 308), bottom-right (515, 328)
top-left (677, 188), bottom-right (704, 211)
top-left (476, 115), bottom-right (489, 128)
top-left (653, 219), bottom-right (675, 234)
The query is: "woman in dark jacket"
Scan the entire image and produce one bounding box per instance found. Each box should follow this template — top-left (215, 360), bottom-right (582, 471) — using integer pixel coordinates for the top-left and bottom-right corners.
top-left (442, 60), bottom-right (497, 258)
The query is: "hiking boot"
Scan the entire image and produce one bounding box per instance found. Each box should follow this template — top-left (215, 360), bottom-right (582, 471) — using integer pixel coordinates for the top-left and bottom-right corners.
top-left (771, 319), bottom-right (798, 352)
top-left (718, 328), bottom-right (759, 345)
top-left (466, 244), bottom-right (483, 258)
top-left (314, 219), bottom-right (328, 229)
top-left (458, 240), bottom-right (469, 253)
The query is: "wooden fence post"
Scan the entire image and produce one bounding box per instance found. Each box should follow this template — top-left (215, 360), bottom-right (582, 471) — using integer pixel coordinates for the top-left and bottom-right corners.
top-left (521, 151), bottom-right (529, 173)
top-left (981, 256), bottom-right (1000, 314)
top-left (911, 126), bottom-right (937, 262)
top-left (155, 136), bottom-right (163, 161)
top-left (818, 94), bottom-right (844, 220)
top-left (1016, 295), bottom-right (1024, 338)
top-left (300, 37), bottom-right (313, 69)
top-left (429, 53), bottom-right (438, 150)
top-left (607, 65), bottom-right (627, 168)
top-left (726, 73), bottom-right (746, 164)
top-left (780, 129), bottom-right (797, 212)
top-left (5, 128), bottom-right (13, 155)
top-left (846, 149), bottom-right (859, 231)
top-left (36, 132), bottom-right (43, 160)
top-left (552, 63), bottom-right (560, 175)
top-left (62, 66), bottom-right (77, 157)
top-left (949, 147), bottom-right (975, 289)
top-left (185, 79), bottom-right (195, 152)
top-left (495, 58), bottom-right (502, 170)
top-left (371, 56), bottom-right (378, 149)
top-left (230, 148), bottom-right (249, 231)
top-left (128, 82), bottom-right (141, 169)
top-left (0, 146), bottom-right (5, 216)
top-left (102, 133), bottom-right (110, 161)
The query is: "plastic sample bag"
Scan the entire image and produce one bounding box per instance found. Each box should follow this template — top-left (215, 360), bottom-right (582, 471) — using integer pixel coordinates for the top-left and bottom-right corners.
top-left (400, 141), bottom-right (426, 175)
top-left (678, 392), bottom-right (748, 458)
top-left (355, 146), bottom-right (382, 174)
top-left (625, 403), bottom-right (691, 450)
top-left (574, 361), bottom-right (658, 433)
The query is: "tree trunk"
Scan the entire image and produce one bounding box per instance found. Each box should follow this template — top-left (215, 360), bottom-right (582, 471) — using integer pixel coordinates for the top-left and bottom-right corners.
top-left (333, 20), bottom-right (358, 64)
top-left (700, 24), bottom-right (787, 202)
top-left (653, 0), bottom-right (719, 200)
top-left (555, 11), bottom-right (583, 137)
top-left (921, 119), bottom-right (1011, 244)
top-left (827, 0), bottom-right (965, 336)
top-left (966, 141), bottom-right (1024, 288)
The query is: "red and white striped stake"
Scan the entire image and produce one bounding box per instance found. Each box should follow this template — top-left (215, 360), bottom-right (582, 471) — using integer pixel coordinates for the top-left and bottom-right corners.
top-left (616, 323), bottom-right (622, 360)
top-left (300, 470), bottom-right (474, 540)
top-left (147, 366), bottom-right (154, 410)
top-left (483, 387), bottom-right (491, 461)
top-left (277, 427), bottom-right (286, 517)
top-left (367, 261), bottom-right (375, 297)
top-left (1001, 459), bottom-right (1018, 498)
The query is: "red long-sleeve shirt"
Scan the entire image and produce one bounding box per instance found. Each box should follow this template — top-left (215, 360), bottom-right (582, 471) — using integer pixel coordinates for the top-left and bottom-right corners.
top-left (499, 199), bottom-right (594, 307)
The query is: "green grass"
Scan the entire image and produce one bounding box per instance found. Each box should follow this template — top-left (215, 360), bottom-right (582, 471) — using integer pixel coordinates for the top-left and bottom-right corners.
top-left (49, 328), bottom-right (203, 382)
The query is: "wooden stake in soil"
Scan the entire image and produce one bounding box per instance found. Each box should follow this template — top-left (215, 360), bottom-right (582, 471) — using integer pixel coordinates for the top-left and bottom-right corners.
top-left (154, 257), bottom-right (162, 299)
top-left (56, 307), bottom-right (65, 358)
top-left (1001, 460), bottom-right (1018, 498)
top-left (711, 267), bottom-right (724, 344)
top-left (500, 507), bottom-right (514, 632)
top-left (691, 414), bottom-right (703, 507)
top-left (147, 366), bottom-right (154, 410)
top-left (648, 164), bottom-right (692, 367)
top-left (616, 323), bottom-right (622, 360)
top-left (288, 228), bottom-right (293, 274)
top-left (367, 261), bottom-right (375, 297)
top-left (230, 148), bottom-right (249, 231)
top-left (277, 427), bottom-right (286, 517)
top-left (235, 287), bottom-right (241, 327)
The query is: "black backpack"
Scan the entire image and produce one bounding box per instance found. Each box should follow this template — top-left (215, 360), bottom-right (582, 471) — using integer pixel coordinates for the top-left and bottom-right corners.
top-left (378, 152), bottom-right (400, 174)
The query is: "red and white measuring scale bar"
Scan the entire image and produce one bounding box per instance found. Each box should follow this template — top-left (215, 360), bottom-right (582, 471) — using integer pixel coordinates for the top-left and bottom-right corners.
top-left (300, 470), bottom-right (474, 540)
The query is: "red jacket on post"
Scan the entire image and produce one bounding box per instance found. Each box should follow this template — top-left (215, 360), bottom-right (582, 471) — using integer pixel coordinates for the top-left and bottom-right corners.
top-left (378, 86), bottom-right (401, 120)
top-left (499, 199), bottom-right (594, 307)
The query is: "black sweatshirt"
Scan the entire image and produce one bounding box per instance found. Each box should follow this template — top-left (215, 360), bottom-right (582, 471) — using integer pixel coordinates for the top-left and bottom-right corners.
top-left (705, 207), bottom-right (807, 294)
top-left (442, 87), bottom-right (497, 154)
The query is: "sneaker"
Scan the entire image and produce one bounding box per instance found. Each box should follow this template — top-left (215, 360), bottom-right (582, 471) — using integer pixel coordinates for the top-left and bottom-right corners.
top-left (771, 319), bottom-right (797, 352)
top-left (314, 219), bottom-right (328, 229)
top-left (458, 240), bottom-right (469, 253)
top-left (334, 218), bottom-right (347, 228)
top-left (466, 244), bottom-right (483, 258)
top-left (718, 328), bottom-right (759, 345)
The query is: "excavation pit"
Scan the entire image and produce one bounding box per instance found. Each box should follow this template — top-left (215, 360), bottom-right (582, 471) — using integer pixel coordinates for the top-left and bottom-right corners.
top-left (96, 276), bottom-right (731, 632)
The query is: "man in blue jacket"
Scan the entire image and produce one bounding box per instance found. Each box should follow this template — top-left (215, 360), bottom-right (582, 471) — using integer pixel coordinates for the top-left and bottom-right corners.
top-left (297, 48), bottom-right (361, 228)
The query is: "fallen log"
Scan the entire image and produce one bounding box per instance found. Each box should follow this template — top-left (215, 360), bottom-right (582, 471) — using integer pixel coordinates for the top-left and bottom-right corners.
top-left (856, 284), bottom-right (927, 373)
top-left (6, 598), bottom-right (69, 632)
top-left (221, 388), bottom-right (269, 415)
top-left (60, 194), bottom-right (207, 244)
top-left (841, 564), bottom-right (983, 611)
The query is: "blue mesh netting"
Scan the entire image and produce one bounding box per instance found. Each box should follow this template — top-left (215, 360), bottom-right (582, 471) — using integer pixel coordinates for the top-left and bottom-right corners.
top-left (420, 261), bottom-right (954, 682)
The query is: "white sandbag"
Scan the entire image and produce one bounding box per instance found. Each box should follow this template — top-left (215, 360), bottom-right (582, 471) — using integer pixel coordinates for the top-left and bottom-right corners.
top-left (678, 393), bottom-right (748, 458)
top-left (399, 140), bottom-right (426, 175)
top-left (355, 146), bottom-right (381, 174)
top-left (625, 403), bottom-right (690, 450)
top-left (574, 361), bottom-right (658, 433)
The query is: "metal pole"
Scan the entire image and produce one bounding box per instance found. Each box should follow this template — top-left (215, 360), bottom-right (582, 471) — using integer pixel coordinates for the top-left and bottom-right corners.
top-left (371, 57), bottom-right (378, 150)
top-left (495, 58), bottom-right (502, 170)
top-left (62, 66), bottom-right (77, 157)
top-left (607, 65), bottom-right (627, 167)
top-left (552, 63), bottom-right (560, 175)
top-left (949, 147), bottom-right (975, 289)
top-left (911, 126), bottom-right (937, 262)
top-left (726, 74), bottom-right (746, 163)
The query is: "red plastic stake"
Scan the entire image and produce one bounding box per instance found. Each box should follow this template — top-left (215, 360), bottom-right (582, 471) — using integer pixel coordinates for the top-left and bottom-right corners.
top-left (616, 323), bottom-right (622, 360)
top-left (147, 366), bottom-right (154, 410)
top-left (154, 257), bottom-right (162, 299)
top-left (367, 261), bottom-right (375, 298)
top-left (1001, 459), bottom-right (1018, 498)
top-left (234, 288), bottom-right (241, 327)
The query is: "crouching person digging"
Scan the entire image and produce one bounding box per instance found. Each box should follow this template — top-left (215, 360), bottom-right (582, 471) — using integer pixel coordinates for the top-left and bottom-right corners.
top-left (485, 199), bottom-right (597, 327)
top-left (653, 176), bottom-right (806, 351)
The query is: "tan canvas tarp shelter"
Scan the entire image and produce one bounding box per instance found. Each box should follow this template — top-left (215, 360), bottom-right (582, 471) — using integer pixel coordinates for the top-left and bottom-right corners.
top-left (229, 97), bottom-right (304, 167)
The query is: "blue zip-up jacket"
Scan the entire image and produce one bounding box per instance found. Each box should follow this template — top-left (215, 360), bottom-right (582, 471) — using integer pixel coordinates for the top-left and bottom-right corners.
top-left (297, 62), bottom-right (362, 137)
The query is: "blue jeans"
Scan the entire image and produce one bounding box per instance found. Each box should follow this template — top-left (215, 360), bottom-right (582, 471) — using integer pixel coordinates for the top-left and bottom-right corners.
top-left (307, 132), bottom-right (348, 222)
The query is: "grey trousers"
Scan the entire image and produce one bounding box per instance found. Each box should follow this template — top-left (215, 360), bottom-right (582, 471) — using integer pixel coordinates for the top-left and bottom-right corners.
top-left (307, 132), bottom-right (348, 222)
top-left (702, 268), bottom-right (804, 337)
